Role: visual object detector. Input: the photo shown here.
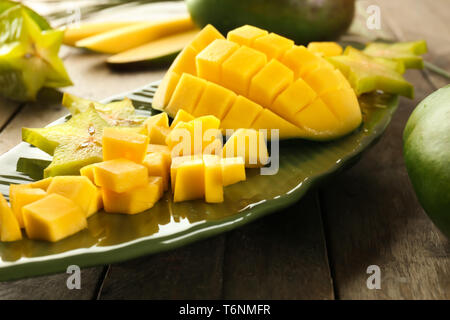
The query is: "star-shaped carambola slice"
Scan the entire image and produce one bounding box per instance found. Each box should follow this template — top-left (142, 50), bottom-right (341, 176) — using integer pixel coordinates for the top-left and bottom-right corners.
top-left (22, 106), bottom-right (108, 178)
top-left (363, 40), bottom-right (427, 69)
top-left (328, 47), bottom-right (414, 98)
top-left (0, 5), bottom-right (72, 101)
top-left (62, 93), bottom-right (147, 127)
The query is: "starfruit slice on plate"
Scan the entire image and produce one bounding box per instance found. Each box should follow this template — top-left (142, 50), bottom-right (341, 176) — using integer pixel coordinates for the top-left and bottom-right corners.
top-left (363, 40), bottom-right (427, 69)
top-left (62, 93), bottom-right (147, 127)
top-left (0, 0), bottom-right (51, 30)
top-left (328, 47), bottom-right (414, 98)
top-left (0, 5), bottom-right (71, 101)
top-left (22, 106), bottom-right (108, 177)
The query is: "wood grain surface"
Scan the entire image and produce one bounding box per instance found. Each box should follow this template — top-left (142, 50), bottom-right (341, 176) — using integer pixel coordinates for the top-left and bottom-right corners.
top-left (0, 0), bottom-right (448, 300)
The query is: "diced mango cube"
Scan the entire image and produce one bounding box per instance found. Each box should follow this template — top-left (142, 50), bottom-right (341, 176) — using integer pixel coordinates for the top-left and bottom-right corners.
top-left (102, 127), bottom-right (149, 163)
top-left (271, 78), bottom-right (317, 119)
top-left (221, 157), bottom-right (246, 187)
top-left (252, 33), bottom-right (294, 60)
top-left (173, 158), bottom-right (205, 202)
top-left (94, 159), bottom-right (148, 193)
top-left (196, 39), bottom-right (239, 83)
top-left (281, 45), bottom-right (331, 78)
top-left (80, 163), bottom-right (99, 184)
top-left (227, 25), bottom-right (268, 46)
top-left (294, 98), bottom-right (340, 135)
top-left (170, 155), bottom-right (203, 190)
top-left (102, 176), bottom-right (163, 215)
top-left (166, 121), bottom-right (195, 157)
top-left (194, 82), bottom-right (236, 119)
top-left (28, 177), bottom-right (53, 191)
top-left (147, 144), bottom-right (172, 165)
top-left (144, 112), bottom-right (169, 135)
top-left (170, 109), bottom-right (195, 129)
top-left (171, 45), bottom-right (198, 75)
top-left (166, 73), bottom-right (207, 116)
top-left (303, 66), bottom-right (350, 95)
top-left (47, 176), bottom-right (98, 217)
top-left (0, 193), bottom-right (22, 242)
top-left (221, 46), bottom-right (267, 96)
top-left (248, 59), bottom-right (294, 108)
top-left (148, 125), bottom-right (171, 145)
top-left (251, 108), bottom-right (306, 140)
top-left (9, 185), bottom-right (47, 228)
top-left (87, 187), bottom-right (103, 217)
top-left (152, 71), bottom-right (180, 110)
top-left (190, 24), bottom-right (225, 52)
top-left (222, 128), bottom-right (269, 168)
top-left (307, 42), bottom-right (343, 57)
top-left (142, 152), bottom-right (170, 191)
top-left (221, 95), bottom-right (263, 131)
top-left (22, 194), bottom-right (87, 242)
top-left (203, 155), bottom-right (223, 203)
top-left (203, 137), bottom-right (223, 156)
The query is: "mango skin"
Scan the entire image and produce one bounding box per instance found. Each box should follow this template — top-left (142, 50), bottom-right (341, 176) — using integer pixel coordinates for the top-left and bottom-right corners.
top-left (186, 0), bottom-right (355, 44)
top-left (403, 85), bottom-right (450, 238)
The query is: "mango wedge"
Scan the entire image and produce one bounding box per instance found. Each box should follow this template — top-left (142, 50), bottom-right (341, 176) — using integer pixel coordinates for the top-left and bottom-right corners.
top-left (76, 16), bottom-right (195, 53)
top-left (0, 194), bottom-right (22, 242)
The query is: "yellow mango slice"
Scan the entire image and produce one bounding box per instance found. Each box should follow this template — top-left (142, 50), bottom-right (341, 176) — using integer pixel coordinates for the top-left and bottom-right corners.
top-left (166, 73), bottom-right (207, 116)
top-left (47, 176), bottom-right (98, 217)
top-left (173, 158), bottom-right (205, 202)
top-left (271, 78), bottom-right (317, 120)
top-left (221, 95), bottom-right (263, 131)
top-left (144, 113), bottom-right (169, 134)
top-left (196, 39), bottom-right (239, 83)
top-left (142, 152), bottom-right (170, 191)
top-left (281, 45), bottom-right (332, 78)
top-left (102, 127), bottom-right (149, 163)
top-left (251, 108), bottom-right (307, 140)
top-left (152, 72), bottom-right (181, 110)
top-left (94, 159), bottom-right (148, 193)
top-left (170, 109), bottom-right (195, 129)
top-left (221, 46), bottom-right (267, 96)
top-left (307, 42), bottom-right (343, 57)
top-left (102, 176), bottom-right (163, 214)
top-left (303, 66), bottom-right (351, 95)
top-left (194, 82), bottom-right (236, 119)
top-left (227, 25), bottom-right (268, 46)
top-left (28, 177), bottom-right (53, 191)
top-left (203, 155), bottom-right (223, 203)
top-left (190, 24), bottom-right (225, 52)
top-left (320, 87), bottom-right (362, 131)
top-left (80, 163), bottom-right (99, 184)
top-left (221, 157), bottom-right (246, 187)
top-left (252, 33), bottom-right (294, 60)
top-left (63, 21), bottom-right (139, 46)
top-left (294, 98), bottom-right (341, 138)
top-left (147, 144), bottom-right (172, 166)
top-left (148, 126), bottom-right (171, 145)
top-left (170, 155), bottom-right (203, 190)
top-left (87, 187), bottom-right (103, 217)
top-left (248, 59), bottom-right (294, 108)
top-left (10, 185), bottom-right (46, 228)
top-left (166, 121), bottom-right (195, 157)
top-left (0, 193), bottom-right (22, 242)
top-left (222, 129), bottom-right (269, 168)
top-left (76, 17), bottom-right (195, 53)
top-left (22, 194), bottom-right (87, 242)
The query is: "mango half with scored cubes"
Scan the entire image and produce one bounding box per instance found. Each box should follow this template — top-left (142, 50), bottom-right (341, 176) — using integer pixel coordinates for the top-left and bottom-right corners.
top-left (153, 24), bottom-right (362, 141)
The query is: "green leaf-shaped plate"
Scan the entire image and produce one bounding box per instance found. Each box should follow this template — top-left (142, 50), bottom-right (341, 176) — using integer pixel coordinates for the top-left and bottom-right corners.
top-left (0, 81), bottom-right (399, 281)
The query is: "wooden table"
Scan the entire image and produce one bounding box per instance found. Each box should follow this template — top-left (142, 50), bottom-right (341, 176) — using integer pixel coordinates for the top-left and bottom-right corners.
top-left (0, 0), bottom-right (449, 299)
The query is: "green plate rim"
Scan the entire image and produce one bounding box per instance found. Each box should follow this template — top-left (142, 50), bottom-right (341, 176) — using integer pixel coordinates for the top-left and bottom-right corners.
top-left (0, 81), bottom-right (399, 282)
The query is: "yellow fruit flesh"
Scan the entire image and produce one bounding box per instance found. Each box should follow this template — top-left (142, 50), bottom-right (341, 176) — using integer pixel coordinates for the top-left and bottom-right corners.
top-left (221, 157), bottom-right (246, 187)
top-left (203, 155), bottom-right (223, 203)
top-left (147, 144), bottom-right (172, 166)
top-left (0, 194), bottom-right (22, 242)
top-left (102, 127), bottom-right (149, 163)
top-left (47, 176), bottom-right (98, 217)
top-left (144, 113), bottom-right (169, 133)
top-left (93, 159), bottom-right (148, 193)
top-left (173, 158), bottom-right (205, 202)
top-left (221, 95), bottom-right (263, 131)
top-left (170, 109), bottom-right (195, 129)
top-left (222, 129), bottom-right (269, 168)
top-left (76, 17), bottom-right (195, 53)
top-left (307, 42), bottom-right (343, 57)
top-left (251, 33), bottom-right (294, 60)
top-left (142, 152), bottom-right (170, 191)
top-left (193, 82), bottom-right (236, 119)
top-left (102, 176), bottom-right (163, 215)
top-left (166, 73), bottom-right (207, 116)
top-left (22, 194), bottom-right (87, 242)
top-left (80, 163), bottom-right (98, 184)
top-left (87, 187), bottom-right (103, 217)
top-left (148, 126), bottom-right (171, 145)
top-left (28, 177), bottom-right (53, 191)
top-left (227, 25), bottom-right (268, 46)
top-left (10, 185), bottom-right (47, 228)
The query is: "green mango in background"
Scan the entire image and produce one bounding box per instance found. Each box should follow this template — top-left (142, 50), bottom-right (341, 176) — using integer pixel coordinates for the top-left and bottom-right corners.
top-left (0, 4), bottom-right (72, 102)
top-left (186, 0), bottom-right (355, 44)
top-left (403, 85), bottom-right (450, 238)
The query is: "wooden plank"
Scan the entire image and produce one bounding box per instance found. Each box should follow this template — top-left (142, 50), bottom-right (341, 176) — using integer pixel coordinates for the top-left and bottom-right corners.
top-left (0, 99), bottom-right (22, 133)
top-left (321, 0), bottom-right (450, 299)
top-left (98, 236), bottom-right (225, 299)
top-left (0, 267), bottom-right (104, 300)
top-left (222, 192), bottom-right (334, 300)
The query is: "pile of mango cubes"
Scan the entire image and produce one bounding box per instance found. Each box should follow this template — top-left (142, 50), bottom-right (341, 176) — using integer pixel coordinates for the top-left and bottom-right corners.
top-left (0, 109), bottom-right (269, 242)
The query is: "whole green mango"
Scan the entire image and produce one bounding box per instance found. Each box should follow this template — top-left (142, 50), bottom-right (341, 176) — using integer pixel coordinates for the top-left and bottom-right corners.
top-left (186, 0), bottom-right (355, 44)
top-left (403, 85), bottom-right (450, 238)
